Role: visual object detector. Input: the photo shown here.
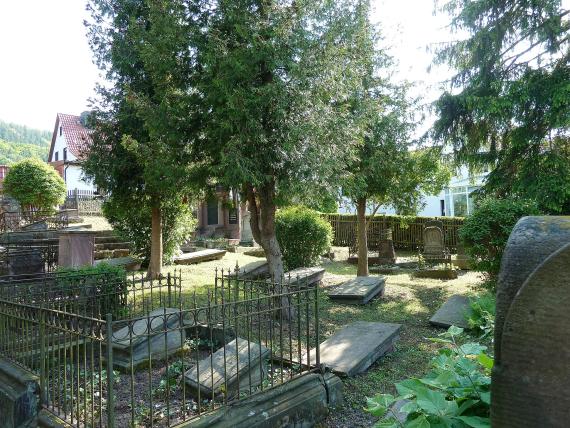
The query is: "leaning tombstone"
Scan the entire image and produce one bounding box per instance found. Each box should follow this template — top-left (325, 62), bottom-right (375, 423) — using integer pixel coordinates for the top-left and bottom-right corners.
top-left (492, 216), bottom-right (570, 427)
top-left (377, 228), bottom-right (396, 265)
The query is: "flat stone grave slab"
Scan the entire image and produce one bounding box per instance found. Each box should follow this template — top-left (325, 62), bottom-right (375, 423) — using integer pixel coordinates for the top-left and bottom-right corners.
top-left (111, 308), bottom-right (190, 370)
top-left (302, 321), bottom-right (401, 377)
top-left (285, 267), bottom-right (325, 287)
top-left (429, 294), bottom-right (471, 329)
top-left (184, 337), bottom-right (269, 397)
top-left (225, 261), bottom-right (269, 280)
top-left (94, 256), bottom-right (141, 271)
top-left (174, 249), bottom-right (226, 265)
top-left (327, 276), bottom-right (385, 304)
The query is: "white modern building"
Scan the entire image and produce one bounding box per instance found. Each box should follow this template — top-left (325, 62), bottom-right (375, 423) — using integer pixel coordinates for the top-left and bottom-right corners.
top-left (47, 113), bottom-right (97, 193)
top-left (340, 166), bottom-right (487, 218)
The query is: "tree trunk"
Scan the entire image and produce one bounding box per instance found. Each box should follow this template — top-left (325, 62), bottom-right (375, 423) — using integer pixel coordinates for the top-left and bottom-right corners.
top-left (357, 197), bottom-right (369, 277)
top-left (246, 182), bottom-right (293, 319)
top-left (148, 203), bottom-right (163, 280)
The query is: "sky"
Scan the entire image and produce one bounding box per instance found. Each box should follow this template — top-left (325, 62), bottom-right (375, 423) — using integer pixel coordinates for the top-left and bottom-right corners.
top-left (0, 0), bottom-right (453, 131)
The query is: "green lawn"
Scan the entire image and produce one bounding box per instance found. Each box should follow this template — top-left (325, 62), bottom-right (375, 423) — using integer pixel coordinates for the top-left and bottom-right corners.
top-left (158, 249), bottom-right (486, 427)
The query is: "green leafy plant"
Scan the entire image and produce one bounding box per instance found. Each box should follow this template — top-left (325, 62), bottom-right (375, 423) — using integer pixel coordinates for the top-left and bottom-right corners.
top-left (275, 206), bottom-right (333, 270)
top-left (459, 197), bottom-right (541, 283)
top-left (366, 326), bottom-right (492, 428)
top-left (3, 158), bottom-right (66, 212)
top-left (55, 263), bottom-right (128, 318)
top-left (466, 294), bottom-right (496, 339)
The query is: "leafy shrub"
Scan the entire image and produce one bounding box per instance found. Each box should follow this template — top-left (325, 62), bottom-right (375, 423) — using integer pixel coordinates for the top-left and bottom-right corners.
top-left (103, 196), bottom-right (196, 265)
top-left (275, 206), bottom-right (332, 270)
top-left (459, 197), bottom-right (541, 279)
top-left (56, 263), bottom-right (128, 318)
top-left (3, 158), bottom-right (66, 212)
top-left (466, 293), bottom-right (496, 338)
top-left (366, 326), bottom-right (492, 428)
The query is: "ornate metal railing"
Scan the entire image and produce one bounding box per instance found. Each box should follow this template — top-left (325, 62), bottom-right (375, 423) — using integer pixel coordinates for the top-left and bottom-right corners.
top-left (0, 269), bottom-right (319, 427)
top-left (0, 210), bottom-right (69, 233)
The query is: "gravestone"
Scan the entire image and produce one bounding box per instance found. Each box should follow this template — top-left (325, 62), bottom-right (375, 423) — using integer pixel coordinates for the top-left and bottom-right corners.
top-left (303, 321), bottom-right (401, 376)
top-left (492, 216), bottom-right (570, 427)
top-left (111, 308), bottom-right (188, 371)
top-left (423, 226), bottom-right (445, 256)
top-left (7, 248), bottom-right (44, 276)
top-left (328, 276), bottom-right (385, 305)
top-left (429, 295), bottom-right (471, 329)
top-left (285, 266), bottom-right (325, 288)
top-left (58, 230), bottom-right (96, 267)
top-left (184, 337), bottom-right (269, 397)
top-left (173, 248), bottom-right (226, 265)
top-left (424, 219), bottom-right (444, 230)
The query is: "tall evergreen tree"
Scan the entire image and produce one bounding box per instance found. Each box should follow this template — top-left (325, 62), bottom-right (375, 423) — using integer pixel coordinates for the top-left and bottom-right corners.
top-left (194, 0), bottom-right (372, 281)
top-left (85, 0), bottom-right (204, 278)
top-left (433, 0), bottom-right (570, 213)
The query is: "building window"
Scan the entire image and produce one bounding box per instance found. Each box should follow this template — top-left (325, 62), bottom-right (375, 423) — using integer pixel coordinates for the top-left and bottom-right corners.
top-left (440, 200), bottom-right (445, 217)
top-left (55, 151), bottom-right (58, 161)
top-left (446, 185), bottom-right (480, 216)
top-left (63, 148), bottom-right (67, 161)
top-left (207, 198), bottom-right (218, 225)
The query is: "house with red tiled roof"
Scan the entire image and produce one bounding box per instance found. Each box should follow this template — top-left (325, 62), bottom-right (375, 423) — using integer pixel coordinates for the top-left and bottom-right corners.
top-left (47, 113), bottom-right (97, 192)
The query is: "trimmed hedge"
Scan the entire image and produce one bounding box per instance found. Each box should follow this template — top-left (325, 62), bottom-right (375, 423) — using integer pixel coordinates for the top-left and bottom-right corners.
top-left (276, 206), bottom-right (332, 270)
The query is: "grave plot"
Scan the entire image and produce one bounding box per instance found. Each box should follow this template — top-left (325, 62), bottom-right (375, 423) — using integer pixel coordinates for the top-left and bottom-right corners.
top-left (328, 276), bottom-right (386, 304)
top-left (173, 248), bottom-right (226, 265)
top-left (429, 294), bottom-right (471, 329)
top-left (0, 268), bottom-right (325, 428)
top-left (301, 321), bottom-right (402, 376)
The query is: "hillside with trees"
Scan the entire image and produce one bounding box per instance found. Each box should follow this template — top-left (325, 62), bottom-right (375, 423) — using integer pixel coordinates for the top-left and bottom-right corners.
top-left (0, 119), bottom-right (51, 164)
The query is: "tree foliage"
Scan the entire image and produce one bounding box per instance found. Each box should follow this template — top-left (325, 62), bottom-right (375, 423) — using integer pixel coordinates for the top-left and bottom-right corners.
top-left (433, 0), bottom-right (570, 214)
top-left (85, 0), bottom-right (204, 276)
top-left (195, 0), bottom-right (374, 279)
top-left (0, 139), bottom-right (49, 164)
top-left (0, 119), bottom-right (51, 148)
top-left (3, 158), bottom-right (66, 212)
top-left (459, 197), bottom-right (541, 280)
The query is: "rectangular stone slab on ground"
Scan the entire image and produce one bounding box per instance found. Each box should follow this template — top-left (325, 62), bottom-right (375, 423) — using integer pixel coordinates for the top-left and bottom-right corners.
top-left (429, 294), bottom-right (471, 329)
top-left (327, 276), bottom-right (385, 304)
top-left (304, 321), bottom-right (402, 377)
top-left (284, 267), bottom-right (325, 287)
top-left (174, 249), bottom-right (226, 265)
top-left (111, 308), bottom-right (190, 371)
top-left (184, 337), bottom-right (269, 397)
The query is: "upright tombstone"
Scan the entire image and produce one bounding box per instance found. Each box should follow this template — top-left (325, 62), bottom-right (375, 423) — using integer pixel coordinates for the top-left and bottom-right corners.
top-left (422, 226), bottom-right (445, 256)
top-left (377, 228), bottom-right (396, 265)
top-left (492, 216), bottom-right (570, 427)
top-left (58, 229), bottom-right (97, 268)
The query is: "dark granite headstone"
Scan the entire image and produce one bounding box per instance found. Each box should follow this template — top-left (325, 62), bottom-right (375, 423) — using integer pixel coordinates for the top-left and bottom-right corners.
top-left (491, 217), bottom-right (570, 427)
top-left (7, 248), bottom-right (44, 276)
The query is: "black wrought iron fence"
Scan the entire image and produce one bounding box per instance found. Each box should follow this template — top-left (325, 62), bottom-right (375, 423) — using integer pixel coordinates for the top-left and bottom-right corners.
top-left (0, 268), bottom-right (319, 427)
top-left (0, 210), bottom-right (69, 233)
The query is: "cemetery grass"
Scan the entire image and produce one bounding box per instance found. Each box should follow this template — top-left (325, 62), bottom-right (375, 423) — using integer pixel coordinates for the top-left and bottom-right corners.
top-left (161, 249), bottom-right (487, 428)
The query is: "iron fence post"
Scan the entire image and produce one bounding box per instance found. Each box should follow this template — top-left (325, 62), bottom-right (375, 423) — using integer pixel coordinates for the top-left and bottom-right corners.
top-left (167, 272), bottom-right (172, 307)
top-left (39, 307), bottom-right (47, 406)
top-left (314, 281), bottom-right (320, 370)
top-left (106, 313), bottom-right (115, 428)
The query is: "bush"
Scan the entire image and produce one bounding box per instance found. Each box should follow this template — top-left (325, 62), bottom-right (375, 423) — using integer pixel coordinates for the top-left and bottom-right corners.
top-left (366, 327), bottom-right (492, 428)
top-left (3, 158), bottom-right (66, 212)
top-left (275, 206), bottom-right (332, 270)
top-left (103, 196), bottom-right (196, 265)
top-left (56, 263), bottom-right (128, 318)
top-left (459, 197), bottom-right (541, 279)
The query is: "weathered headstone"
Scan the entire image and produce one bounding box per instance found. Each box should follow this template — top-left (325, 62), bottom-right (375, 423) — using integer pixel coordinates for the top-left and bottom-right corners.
top-left (58, 230), bottom-right (96, 268)
top-left (184, 338), bottom-right (269, 397)
top-left (304, 321), bottom-right (401, 376)
top-left (429, 295), bottom-right (471, 329)
top-left (423, 226), bottom-right (445, 256)
top-left (173, 248), bottom-right (226, 265)
top-left (328, 276), bottom-right (385, 305)
top-left (285, 266), bottom-right (325, 288)
top-left (7, 248), bottom-right (44, 276)
top-left (111, 308), bottom-right (188, 370)
top-left (492, 216), bottom-right (570, 427)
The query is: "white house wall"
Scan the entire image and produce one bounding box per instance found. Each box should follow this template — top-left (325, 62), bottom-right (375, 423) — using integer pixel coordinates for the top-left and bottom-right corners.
top-left (64, 165), bottom-right (95, 192)
top-left (49, 129), bottom-right (76, 162)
